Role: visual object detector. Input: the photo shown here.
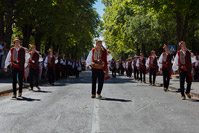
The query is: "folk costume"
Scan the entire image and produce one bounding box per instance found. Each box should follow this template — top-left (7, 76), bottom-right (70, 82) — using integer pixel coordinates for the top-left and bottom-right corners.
top-left (136, 57), bottom-right (146, 83)
top-left (29, 49), bottom-right (40, 90)
top-left (146, 51), bottom-right (158, 86)
top-left (86, 42), bottom-right (112, 98)
top-left (173, 41), bottom-right (192, 99)
top-left (133, 57), bottom-right (139, 80)
top-left (4, 39), bottom-right (26, 98)
top-left (159, 45), bottom-right (172, 91)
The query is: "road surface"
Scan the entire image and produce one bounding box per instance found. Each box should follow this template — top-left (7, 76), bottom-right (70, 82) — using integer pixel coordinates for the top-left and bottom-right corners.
top-left (0, 71), bottom-right (199, 133)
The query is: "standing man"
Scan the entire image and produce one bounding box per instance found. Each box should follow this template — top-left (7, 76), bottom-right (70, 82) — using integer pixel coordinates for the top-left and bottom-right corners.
top-left (173, 41), bottom-right (192, 100)
top-left (137, 53), bottom-right (146, 83)
top-left (29, 45), bottom-right (40, 91)
top-left (44, 49), bottom-right (57, 85)
top-left (111, 58), bottom-right (116, 78)
top-left (133, 55), bottom-right (139, 80)
top-left (4, 39), bottom-right (26, 98)
top-left (86, 39), bottom-right (112, 99)
top-left (146, 50), bottom-right (158, 86)
top-left (159, 45), bottom-right (172, 92)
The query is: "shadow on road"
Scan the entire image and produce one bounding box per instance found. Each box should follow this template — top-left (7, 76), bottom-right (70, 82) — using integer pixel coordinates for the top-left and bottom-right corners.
top-left (100, 97), bottom-right (132, 102)
top-left (32, 90), bottom-right (52, 93)
top-left (15, 97), bottom-right (41, 102)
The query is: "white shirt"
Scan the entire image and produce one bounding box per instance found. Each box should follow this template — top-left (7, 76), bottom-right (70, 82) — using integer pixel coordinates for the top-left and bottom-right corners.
top-left (158, 53), bottom-right (169, 69)
top-left (116, 62), bottom-right (119, 69)
top-left (86, 50), bottom-right (112, 67)
top-left (146, 55), bottom-right (156, 68)
top-left (122, 62), bottom-right (125, 68)
top-left (191, 56), bottom-right (197, 64)
top-left (4, 47), bottom-right (29, 69)
top-left (44, 56), bottom-right (58, 68)
top-left (172, 50), bottom-right (191, 71)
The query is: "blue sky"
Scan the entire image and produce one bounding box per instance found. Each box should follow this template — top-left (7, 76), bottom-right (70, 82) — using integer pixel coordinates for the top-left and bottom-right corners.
top-left (93, 0), bottom-right (105, 19)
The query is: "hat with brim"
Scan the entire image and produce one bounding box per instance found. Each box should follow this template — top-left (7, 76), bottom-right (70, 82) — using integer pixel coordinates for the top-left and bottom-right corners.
top-left (48, 49), bottom-right (53, 52)
top-left (179, 41), bottom-right (184, 47)
top-left (13, 39), bottom-right (20, 43)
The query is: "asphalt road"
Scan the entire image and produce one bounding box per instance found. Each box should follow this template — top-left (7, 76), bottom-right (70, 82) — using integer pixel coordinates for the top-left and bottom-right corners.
top-left (0, 71), bottom-right (199, 133)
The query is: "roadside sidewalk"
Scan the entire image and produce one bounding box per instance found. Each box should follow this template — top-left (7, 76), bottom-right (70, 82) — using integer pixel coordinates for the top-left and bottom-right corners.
top-left (143, 74), bottom-right (199, 98)
top-left (0, 78), bottom-right (44, 95)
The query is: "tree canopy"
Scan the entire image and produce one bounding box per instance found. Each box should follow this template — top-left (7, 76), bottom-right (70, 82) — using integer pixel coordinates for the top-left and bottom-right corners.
top-left (102, 0), bottom-right (199, 59)
top-left (0, 0), bottom-right (100, 58)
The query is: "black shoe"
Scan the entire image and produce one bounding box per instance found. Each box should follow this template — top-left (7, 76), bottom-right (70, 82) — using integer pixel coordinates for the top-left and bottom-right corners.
top-left (91, 95), bottom-right (96, 98)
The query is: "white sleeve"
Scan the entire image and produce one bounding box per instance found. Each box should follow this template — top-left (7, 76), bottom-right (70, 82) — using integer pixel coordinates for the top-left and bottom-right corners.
top-left (55, 59), bottom-right (58, 64)
top-left (146, 58), bottom-right (149, 68)
top-left (25, 53), bottom-right (30, 63)
top-left (172, 54), bottom-right (179, 72)
top-left (107, 54), bottom-right (112, 62)
top-left (4, 50), bottom-right (11, 68)
top-left (136, 59), bottom-right (139, 67)
top-left (158, 54), bottom-right (163, 69)
top-left (131, 61), bottom-right (134, 69)
top-left (125, 62), bottom-right (128, 68)
top-left (86, 50), bottom-right (92, 67)
top-left (44, 57), bottom-right (48, 68)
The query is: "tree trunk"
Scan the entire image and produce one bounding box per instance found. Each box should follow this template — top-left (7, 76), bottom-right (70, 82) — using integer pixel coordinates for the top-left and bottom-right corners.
top-left (175, 11), bottom-right (183, 50)
top-left (22, 25), bottom-right (32, 48)
top-left (0, 12), bottom-right (4, 41)
top-left (4, 1), bottom-right (16, 48)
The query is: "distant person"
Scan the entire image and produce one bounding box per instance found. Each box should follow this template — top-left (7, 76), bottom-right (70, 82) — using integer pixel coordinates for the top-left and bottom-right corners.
top-left (158, 45), bottom-right (172, 92)
top-left (29, 45), bottom-right (40, 91)
top-left (0, 41), bottom-right (4, 68)
top-left (146, 49), bottom-right (158, 86)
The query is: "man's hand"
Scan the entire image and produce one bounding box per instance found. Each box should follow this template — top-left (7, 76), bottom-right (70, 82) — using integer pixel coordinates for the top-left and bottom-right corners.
top-left (4, 68), bottom-right (7, 72)
top-left (86, 66), bottom-right (89, 71)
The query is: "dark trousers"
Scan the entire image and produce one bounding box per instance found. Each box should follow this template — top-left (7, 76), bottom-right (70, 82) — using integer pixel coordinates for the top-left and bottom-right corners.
top-left (75, 67), bottom-right (80, 78)
top-left (47, 67), bottom-right (54, 84)
top-left (179, 69), bottom-right (192, 96)
top-left (12, 67), bottom-right (24, 95)
top-left (127, 68), bottom-right (132, 77)
top-left (162, 68), bottom-right (170, 89)
top-left (121, 68), bottom-right (124, 75)
top-left (29, 67), bottom-right (39, 88)
top-left (112, 68), bottom-right (116, 78)
top-left (134, 68), bottom-right (139, 80)
top-left (92, 68), bottom-right (105, 95)
top-left (140, 68), bottom-right (146, 82)
top-left (149, 68), bottom-right (156, 84)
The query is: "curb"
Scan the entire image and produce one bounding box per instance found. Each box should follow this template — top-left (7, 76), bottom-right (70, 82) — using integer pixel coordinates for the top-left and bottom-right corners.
top-left (0, 79), bottom-right (47, 96)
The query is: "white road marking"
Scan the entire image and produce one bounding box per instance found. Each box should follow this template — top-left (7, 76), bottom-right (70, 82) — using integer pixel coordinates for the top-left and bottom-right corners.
top-left (91, 99), bottom-right (100, 133)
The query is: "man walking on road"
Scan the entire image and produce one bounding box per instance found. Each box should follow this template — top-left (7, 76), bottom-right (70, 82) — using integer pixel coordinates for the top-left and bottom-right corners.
top-left (137, 53), bottom-right (146, 83)
top-left (146, 49), bottom-right (158, 86)
top-left (29, 45), bottom-right (40, 91)
top-left (159, 45), bottom-right (172, 92)
top-left (4, 39), bottom-right (26, 98)
top-left (173, 41), bottom-right (192, 100)
top-left (86, 39), bottom-right (112, 99)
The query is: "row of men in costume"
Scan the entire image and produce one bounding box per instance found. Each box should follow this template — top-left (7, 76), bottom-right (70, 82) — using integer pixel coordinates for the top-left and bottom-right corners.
top-left (4, 39), bottom-right (83, 98)
top-left (110, 41), bottom-right (196, 100)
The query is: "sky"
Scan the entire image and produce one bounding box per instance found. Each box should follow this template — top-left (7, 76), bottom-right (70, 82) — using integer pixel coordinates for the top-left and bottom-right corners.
top-left (93, 0), bottom-right (105, 46)
top-left (93, 0), bottom-right (105, 19)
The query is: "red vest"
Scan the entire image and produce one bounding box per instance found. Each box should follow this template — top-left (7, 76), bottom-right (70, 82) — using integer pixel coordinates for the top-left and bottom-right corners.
top-left (10, 47), bottom-right (25, 69)
top-left (128, 61), bottom-right (132, 69)
top-left (162, 52), bottom-right (172, 69)
top-left (92, 47), bottom-right (108, 72)
top-left (47, 56), bottom-right (55, 68)
top-left (29, 51), bottom-right (39, 70)
top-left (139, 58), bottom-right (146, 69)
top-left (149, 56), bottom-right (157, 69)
top-left (177, 50), bottom-right (191, 71)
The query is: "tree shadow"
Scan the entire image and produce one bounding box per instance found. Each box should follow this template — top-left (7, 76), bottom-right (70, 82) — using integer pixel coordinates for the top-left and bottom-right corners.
top-left (100, 97), bottom-right (132, 102)
top-left (16, 96), bottom-right (41, 102)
